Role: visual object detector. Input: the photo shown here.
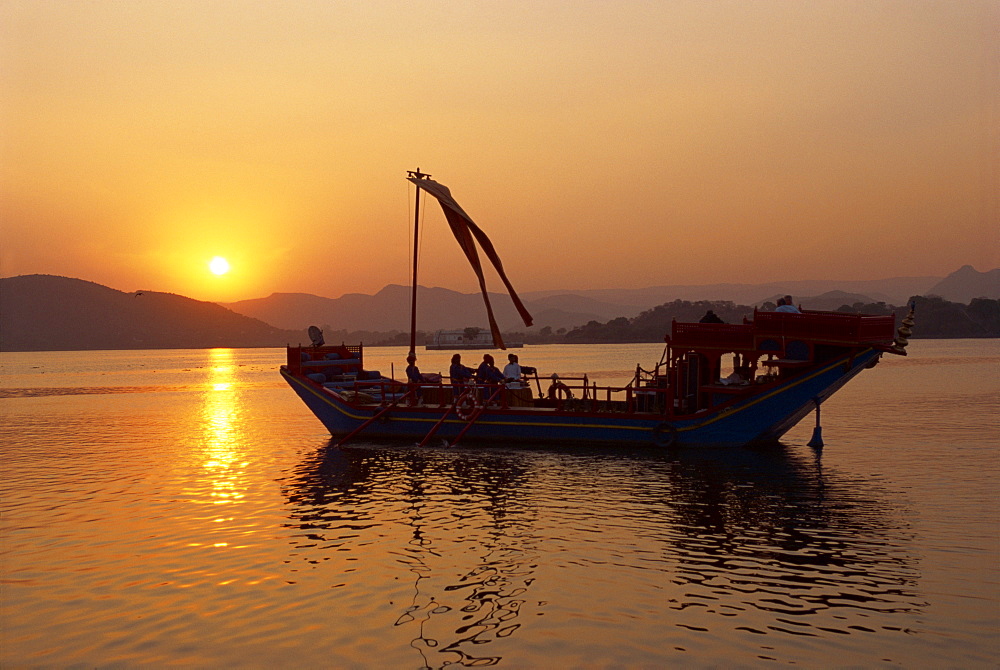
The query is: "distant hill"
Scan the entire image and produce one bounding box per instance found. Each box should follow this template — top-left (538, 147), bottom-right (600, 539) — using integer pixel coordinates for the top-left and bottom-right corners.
top-left (522, 276), bottom-right (940, 309)
top-left (3, 268), bottom-right (996, 352)
top-left (925, 265), bottom-right (1000, 303)
top-left (223, 284), bottom-right (613, 333)
top-left (0, 275), bottom-right (300, 351)
top-left (223, 276), bottom-right (945, 334)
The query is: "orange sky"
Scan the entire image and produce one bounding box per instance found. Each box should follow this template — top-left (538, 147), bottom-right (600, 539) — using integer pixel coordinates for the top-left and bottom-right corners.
top-left (2, 0), bottom-right (997, 302)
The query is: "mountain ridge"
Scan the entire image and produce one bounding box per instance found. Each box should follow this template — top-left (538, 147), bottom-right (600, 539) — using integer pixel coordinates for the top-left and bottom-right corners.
top-left (223, 269), bottom-right (996, 333)
top-left (0, 274), bottom-right (299, 351)
top-left (2, 266), bottom-right (996, 351)
top-left (924, 265), bottom-right (1000, 304)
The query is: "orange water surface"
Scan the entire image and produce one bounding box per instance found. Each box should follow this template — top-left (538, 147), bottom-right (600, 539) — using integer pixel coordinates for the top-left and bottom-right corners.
top-left (1, 341), bottom-right (997, 667)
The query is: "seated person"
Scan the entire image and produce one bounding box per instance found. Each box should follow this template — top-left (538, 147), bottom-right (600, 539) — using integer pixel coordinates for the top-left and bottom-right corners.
top-left (475, 354), bottom-right (505, 404)
top-left (699, 309), bottom-right (724, 324)
top-left (405, 354), bottom-right (428, 403)
top-left (449, 353), bottom-right (474, 398)
top-left (476, 354), bottom-right (503, 400)
top-left (449, 353), bottom-right (474, 384)
top-left (503, 353), bottom-right (523, 388)
top-left (775, 295), bottom-right (801, 313)
top-left (405, 355), bottom-right (425, 383)
top-left (476, 354), bottom-right (504, 384)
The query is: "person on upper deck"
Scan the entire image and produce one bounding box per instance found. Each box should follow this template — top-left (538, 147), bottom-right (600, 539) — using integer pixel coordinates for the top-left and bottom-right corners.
top-left (699, 309), bottom-right (724, 324)
top-left (476, 354), bottom-right (505, 385)
top-left (775, 295), bottom-right (801, 313)
top-left (503, 353), bottom-right (523, 388)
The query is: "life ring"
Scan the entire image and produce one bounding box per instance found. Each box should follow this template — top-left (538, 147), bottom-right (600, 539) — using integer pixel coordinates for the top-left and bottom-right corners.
top-left (456, 395), bottom-right (478, 420)
top-left (547, 381), bottom-right (574, 401)
top-left (651, 422), bottom-right (677, 448)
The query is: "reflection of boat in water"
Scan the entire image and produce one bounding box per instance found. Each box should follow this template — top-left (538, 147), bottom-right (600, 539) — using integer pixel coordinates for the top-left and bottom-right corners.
top-left (281, 170), bottom-right (915, 448)
top-left (279, 443), bottom-right (924, 667)
top-left (426, 329), bottom-right (523, 350)
top-left (283, 443), bottom-right (539, 668)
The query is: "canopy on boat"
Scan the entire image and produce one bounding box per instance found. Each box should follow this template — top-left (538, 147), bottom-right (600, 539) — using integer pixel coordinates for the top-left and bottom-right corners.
top-left (408, 176), bottom-right (533, 348)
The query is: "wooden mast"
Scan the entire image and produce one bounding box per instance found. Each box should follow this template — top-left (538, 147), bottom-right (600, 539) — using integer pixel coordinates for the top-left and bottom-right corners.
top-left (407, 168), bottom-right (429, 358)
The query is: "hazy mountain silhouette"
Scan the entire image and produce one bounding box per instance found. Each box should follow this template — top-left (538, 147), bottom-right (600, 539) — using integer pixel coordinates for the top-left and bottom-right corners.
top-left (522, 276), bottom-right (940, 309)
top-left (224, 284), bottom-right (618, 333)
top-left (925, 265), bottom-right (1000, 303)
top-left (3, 268), bottom-right (995, 352)
top-left (0, 275), bottom-right (299, 351)
top-left (223, 277), bottom-right (943, 333)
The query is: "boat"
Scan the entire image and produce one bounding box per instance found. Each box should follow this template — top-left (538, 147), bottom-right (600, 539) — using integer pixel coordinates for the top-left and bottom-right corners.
top-left (426, 328), bottom-right (523, 350)
top-left (281, 170), bottom-right (915, 448)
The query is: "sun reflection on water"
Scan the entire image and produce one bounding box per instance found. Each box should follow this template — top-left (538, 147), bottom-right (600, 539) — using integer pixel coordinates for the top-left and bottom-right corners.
top-left (200, 349), bottom-right (248, 506)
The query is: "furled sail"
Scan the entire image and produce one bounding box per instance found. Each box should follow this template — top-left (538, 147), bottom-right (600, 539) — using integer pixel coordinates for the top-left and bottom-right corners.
top-left (408, 177), bottom-right (533, 349)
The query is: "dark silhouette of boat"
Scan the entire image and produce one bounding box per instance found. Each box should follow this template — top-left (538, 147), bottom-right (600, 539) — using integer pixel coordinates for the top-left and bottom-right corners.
top-left (281, 171), bottom-right (913, 447)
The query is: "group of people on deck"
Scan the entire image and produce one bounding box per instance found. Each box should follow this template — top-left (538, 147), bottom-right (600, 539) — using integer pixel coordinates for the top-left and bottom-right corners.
top-left (406, 352), bottom-right (526, 389)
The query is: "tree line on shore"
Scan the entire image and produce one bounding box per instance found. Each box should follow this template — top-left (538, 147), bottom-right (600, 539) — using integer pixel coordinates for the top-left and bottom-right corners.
top-left (547, 296), bottom-right (999, 343)
top-left (347, 296), bottom-right (996, 347)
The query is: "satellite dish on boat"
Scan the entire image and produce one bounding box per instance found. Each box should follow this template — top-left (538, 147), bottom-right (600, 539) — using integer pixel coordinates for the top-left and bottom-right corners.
top-left (308, 326), bottom-right (325, 347)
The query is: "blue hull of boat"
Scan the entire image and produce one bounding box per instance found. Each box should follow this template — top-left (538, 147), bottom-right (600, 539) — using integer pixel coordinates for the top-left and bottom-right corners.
top-left (281, 348), bottom-right (881, 447)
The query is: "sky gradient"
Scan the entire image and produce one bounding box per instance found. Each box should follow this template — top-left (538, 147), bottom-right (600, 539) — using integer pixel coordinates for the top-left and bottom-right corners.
top-left (2, 0), bottom-right (997, 302)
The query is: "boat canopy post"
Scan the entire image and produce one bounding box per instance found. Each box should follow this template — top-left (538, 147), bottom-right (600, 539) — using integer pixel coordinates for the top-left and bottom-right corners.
top-left (407, 168), bottom-right (430, 357)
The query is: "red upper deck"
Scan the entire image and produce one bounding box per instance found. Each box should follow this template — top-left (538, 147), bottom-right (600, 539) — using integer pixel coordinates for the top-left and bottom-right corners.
top-left (753, 309), bottom-right (896, 344)
top-left (670, 309), bottom-right (896, 351)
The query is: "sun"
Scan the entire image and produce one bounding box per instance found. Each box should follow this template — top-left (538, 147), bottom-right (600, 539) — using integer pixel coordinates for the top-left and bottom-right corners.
top-left (209, 256), bottom-right (231, 275)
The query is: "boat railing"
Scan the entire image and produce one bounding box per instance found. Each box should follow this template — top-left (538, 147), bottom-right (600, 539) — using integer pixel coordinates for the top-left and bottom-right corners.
top-left (669, 321), bottom-right (756, 351)
top-left (287, 344), bottom-right (364, 375)
top-left (540, 374), bottom-right (675, 415)
top-left (666, 311), bottom-right (897, 354)
top-left (347, 378), bottom-right (525, 409)
top-left (753, 309), bottom-right (896, 344)
top-left (633, 363), bottom-right (670, 384)
top-left (331, 372), bottom-right (678, 416)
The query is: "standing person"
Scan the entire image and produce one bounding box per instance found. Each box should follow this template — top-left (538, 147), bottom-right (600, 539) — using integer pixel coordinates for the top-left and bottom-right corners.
top-left (503, 353), bottom-right (523, 388)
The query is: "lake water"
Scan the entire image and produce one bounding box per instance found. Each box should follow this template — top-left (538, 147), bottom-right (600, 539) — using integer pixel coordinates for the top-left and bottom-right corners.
top-left (1, 340), bottom-right (997, 668)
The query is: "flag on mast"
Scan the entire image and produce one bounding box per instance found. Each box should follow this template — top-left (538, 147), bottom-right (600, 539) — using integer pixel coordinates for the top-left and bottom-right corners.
top-left (407, 176), bottom-right (533, 349)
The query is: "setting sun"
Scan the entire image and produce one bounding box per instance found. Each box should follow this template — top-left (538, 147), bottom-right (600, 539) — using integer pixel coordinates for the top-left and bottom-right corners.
top-left (209, 256), bottom-right (230, 275)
